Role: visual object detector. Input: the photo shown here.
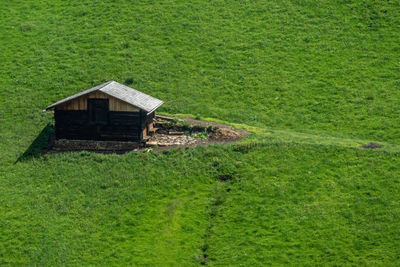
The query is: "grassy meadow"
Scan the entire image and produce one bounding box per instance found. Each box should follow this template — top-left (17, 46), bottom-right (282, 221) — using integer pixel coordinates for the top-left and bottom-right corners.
top-left (1, 0), bottom-right (400, 265)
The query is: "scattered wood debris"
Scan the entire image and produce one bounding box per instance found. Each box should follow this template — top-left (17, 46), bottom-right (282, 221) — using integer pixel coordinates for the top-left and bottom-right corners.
top-left (144, 116), bottom-right (249, 150)
top-left (146, 134), bottom-right (197, 147)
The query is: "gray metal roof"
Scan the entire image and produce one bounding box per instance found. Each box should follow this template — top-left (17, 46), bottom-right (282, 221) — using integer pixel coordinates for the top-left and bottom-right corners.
top-left (44, 81), bottom-right (163, 113)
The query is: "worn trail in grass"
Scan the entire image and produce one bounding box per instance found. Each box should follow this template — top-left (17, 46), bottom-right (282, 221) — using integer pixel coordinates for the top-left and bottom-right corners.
top-left (172, 113), bottom-right (400, 154)
top-left (0, 151), bottom-right (213, 265)
top-left (246, 126), bottom-right (400, 153)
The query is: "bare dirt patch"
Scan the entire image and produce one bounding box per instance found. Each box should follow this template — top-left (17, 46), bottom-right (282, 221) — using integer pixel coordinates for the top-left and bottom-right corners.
top-left (210, 128), bottom-right (242, 141)
top-left (143, 115), bottom-right (250, 151)
top-left (361, 142), bottom-right (382, 149)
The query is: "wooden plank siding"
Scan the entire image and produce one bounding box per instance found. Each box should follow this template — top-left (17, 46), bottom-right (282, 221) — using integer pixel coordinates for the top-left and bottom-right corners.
top-left (53, 91), bottom-right (156, 141)
top-left (55, 91), bottom-right (140, 112)
top-left (55, 124), bottom-right (141, 141)
top-left (55, 110), bottom-right (147, 141)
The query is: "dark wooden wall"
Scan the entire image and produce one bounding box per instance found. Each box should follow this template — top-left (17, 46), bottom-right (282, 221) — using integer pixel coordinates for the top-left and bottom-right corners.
top-left (55, 110), bottom-right (154, 141)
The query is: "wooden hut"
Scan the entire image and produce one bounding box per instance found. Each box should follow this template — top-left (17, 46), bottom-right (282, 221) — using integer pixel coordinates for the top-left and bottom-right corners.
top-left (44, 81), bottom-right (163, 142)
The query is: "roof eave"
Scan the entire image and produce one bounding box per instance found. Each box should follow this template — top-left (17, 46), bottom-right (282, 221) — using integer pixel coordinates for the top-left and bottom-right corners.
top-left (146, 101), bottom-right (164, 115)
top-left (43, 81), bottom-right (113, 111)
top-left (44, 105), bottom-right (56, 111)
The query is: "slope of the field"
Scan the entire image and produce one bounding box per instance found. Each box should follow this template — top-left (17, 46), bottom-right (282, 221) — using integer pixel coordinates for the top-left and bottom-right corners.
top-left (1, 144), bottom-right (400, 265)
top-left (1, 0), bottom-right (400, 265)
top-left (207, 143), bottom-right (400, 266)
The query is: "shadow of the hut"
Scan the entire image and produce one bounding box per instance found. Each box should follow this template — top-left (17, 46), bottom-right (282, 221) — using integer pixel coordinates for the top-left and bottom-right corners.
top-left (16, 123), bottom-right (54, 162)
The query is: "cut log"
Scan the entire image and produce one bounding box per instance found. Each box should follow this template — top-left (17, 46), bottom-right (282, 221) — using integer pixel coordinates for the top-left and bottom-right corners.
top-left (168, 131), bottom-right (184, 135)
top-left (146, 141), bottom-right (158, 146)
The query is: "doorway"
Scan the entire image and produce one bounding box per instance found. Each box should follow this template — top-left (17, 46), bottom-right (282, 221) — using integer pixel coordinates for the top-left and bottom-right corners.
top-left (88, 98), bottom-right (109, 125)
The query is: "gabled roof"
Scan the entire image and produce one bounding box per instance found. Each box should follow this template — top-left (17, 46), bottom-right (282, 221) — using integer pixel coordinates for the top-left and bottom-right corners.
top-left (44, 81), bottom-right (163, 114)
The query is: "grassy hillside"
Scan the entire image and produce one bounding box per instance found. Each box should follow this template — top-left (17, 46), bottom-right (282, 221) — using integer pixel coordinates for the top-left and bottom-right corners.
top-left (1, 0), bottom-right (400, 148)
top-left (2, 144), bottom-right (400, 265)
top-left (1, 0), bottom-right (400, 265)
top-left (208, 143), bottom-right (400, 265)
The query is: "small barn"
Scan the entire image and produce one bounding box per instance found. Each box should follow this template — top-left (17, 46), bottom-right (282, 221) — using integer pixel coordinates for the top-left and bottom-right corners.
top-left (44, 81), bottom-right (163, 142)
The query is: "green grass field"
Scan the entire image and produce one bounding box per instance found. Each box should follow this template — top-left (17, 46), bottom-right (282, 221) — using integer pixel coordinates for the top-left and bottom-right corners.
top-left (1, 0), bottom-right (400, 265)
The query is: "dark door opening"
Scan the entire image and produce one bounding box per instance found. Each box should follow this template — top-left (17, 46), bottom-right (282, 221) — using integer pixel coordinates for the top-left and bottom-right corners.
top-left (88, 99), bottom-right (109, 125)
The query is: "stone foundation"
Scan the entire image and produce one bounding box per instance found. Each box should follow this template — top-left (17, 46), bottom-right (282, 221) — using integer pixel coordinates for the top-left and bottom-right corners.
top-left (53, 139), bottom-right (140, 153)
